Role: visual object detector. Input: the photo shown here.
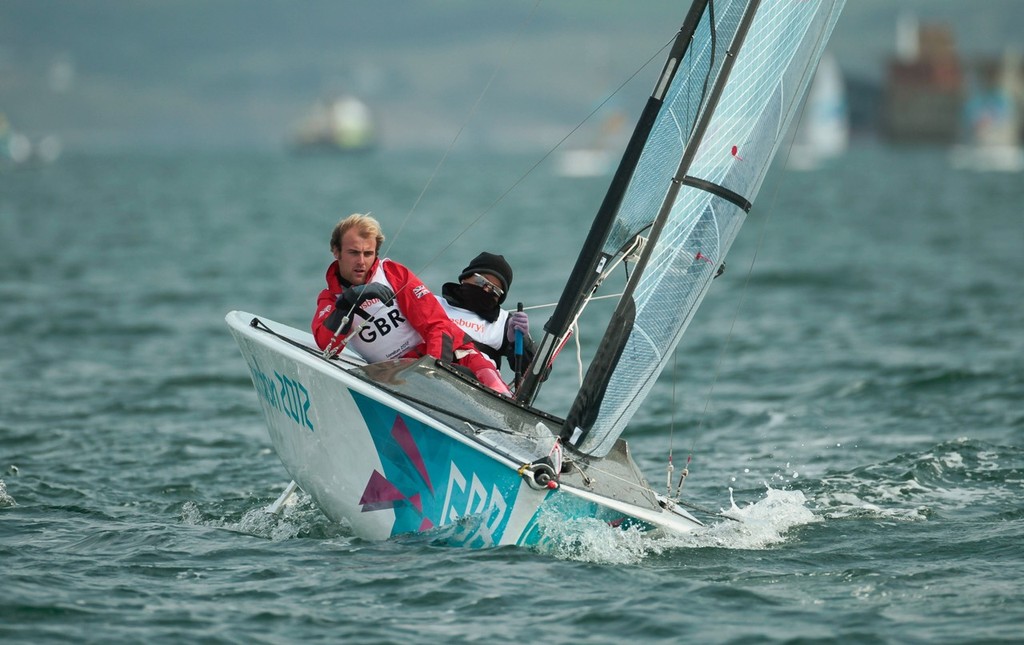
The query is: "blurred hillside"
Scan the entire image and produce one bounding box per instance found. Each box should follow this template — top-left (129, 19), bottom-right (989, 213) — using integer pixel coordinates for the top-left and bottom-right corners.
top-left (2, 0), bottom-right (1023, 152)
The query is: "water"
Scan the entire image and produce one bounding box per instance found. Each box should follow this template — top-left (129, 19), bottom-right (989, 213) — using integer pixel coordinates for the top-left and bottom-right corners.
top-left (2, 145), bottom-right (1022, 643)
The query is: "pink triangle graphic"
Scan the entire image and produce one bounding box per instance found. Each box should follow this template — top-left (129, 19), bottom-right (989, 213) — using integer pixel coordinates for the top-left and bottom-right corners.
top-left (419, 517), bottom-right (434, 532)
top-left (391, 416), bottom-right (433, 493)
top-left (407, 493), bottom-right (423, 514)
top-left (358, 470), bottom-right (406, 512)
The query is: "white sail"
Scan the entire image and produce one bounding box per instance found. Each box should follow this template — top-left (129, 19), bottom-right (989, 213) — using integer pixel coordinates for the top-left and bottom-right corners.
top-left (564, 0), bottom-right (846, 457)
top-left (788, 52), bottom-right (849, 170)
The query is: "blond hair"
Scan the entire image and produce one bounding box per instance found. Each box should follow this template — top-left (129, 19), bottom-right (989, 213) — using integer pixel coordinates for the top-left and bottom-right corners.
top-left (330, 213), bottom-right (385, 253)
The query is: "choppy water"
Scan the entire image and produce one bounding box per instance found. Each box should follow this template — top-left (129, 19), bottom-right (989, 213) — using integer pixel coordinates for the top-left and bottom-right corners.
top-left (2, 145), bottom-right (1022, 643)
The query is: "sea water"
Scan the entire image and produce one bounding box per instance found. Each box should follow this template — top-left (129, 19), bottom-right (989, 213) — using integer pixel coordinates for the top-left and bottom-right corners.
top-left (1, 144), bottom-right (1022, 643)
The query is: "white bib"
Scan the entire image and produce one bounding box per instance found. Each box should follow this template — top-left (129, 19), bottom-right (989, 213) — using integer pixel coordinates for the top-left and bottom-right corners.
top-left (345, 264), bottom-right (424, 362)
top-left (437, 297), bottom-right (508, 351)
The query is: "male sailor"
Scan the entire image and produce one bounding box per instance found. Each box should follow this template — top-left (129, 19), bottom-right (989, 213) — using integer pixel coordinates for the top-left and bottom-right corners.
top-left (312, 213), bottom-right (510, 395)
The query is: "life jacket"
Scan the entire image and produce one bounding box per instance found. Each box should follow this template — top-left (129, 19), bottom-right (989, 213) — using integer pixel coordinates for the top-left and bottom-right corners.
top-left (437, 296), bottom-right (509, 364)
top-left (344, 261), bottom-right (425, 362)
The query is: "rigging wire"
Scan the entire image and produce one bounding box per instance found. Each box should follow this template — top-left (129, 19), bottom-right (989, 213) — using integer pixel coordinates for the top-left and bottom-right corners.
top-left (667, 0), bottom-right (718, 497)
top-left (396, 25), bottom-right (680, 281)
top-left (381, 0), bottom-right (544, 263)
top-left (321, 1), bottom-right (548, 360)
top-left (333, 14), bottom-right (680, 363)
top-left (413, 34), bottom-right (678, 281)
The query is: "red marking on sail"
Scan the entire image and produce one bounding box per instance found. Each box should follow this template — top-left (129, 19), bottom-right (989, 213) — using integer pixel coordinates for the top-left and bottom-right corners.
top-left (358, 470), bottom-right (405, 511)
top-left (695, 251), bottom-right (713, 264)
top-left (731, 145), bottom-right (744, 161)
top-left (391, 416), bottom-right (433, 493)
top-left (419, 517), bottom-right (434, 532)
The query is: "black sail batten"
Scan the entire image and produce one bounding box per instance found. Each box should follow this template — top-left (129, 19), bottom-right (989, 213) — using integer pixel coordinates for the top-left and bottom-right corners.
top-left (516, 0), bottom-right (712, 406)
top-left (563, 0), bottom-right (763, 449)
top-left (680, 175), bottom-right (752, 212)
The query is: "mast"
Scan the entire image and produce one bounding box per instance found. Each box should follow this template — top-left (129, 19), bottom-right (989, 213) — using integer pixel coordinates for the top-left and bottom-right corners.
top-left (563, 0), bottom-right (761, 450)
top-left (567, 0), bottom-right (846, 458)
top-left (517, 0), bottom-right (845, 459)
top-left (517, 0), bottom-right (711, 405)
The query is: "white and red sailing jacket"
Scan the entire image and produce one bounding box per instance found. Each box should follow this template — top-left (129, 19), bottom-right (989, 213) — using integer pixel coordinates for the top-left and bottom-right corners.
top-left (312, 257), bottom-right (495, 367)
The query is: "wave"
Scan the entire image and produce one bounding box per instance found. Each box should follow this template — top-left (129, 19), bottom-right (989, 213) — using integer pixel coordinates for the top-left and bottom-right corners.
top-left (799, 438), bottom-right (1024, 521)
top-left (179, 488), bottom-right (350, 542)
top-left (0, 478), bottom-right (16, 507)
top-left (182, 438), bottom-right (1021, 564)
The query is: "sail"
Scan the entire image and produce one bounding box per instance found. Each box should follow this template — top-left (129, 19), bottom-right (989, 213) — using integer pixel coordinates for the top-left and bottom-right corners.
top-left (561, 0), bottom-right (846, 457)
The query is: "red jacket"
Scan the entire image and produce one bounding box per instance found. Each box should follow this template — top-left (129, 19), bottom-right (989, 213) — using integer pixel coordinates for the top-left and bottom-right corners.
top-left (312, 257), bottom-right (487, 363)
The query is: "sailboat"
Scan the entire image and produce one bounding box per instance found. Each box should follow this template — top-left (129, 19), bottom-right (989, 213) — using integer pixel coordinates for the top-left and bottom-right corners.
top-left (786, 52), bottom-right (849, 171)
top-left (949, 50), bottom-right (1024, 172)
top-left (227, 0), bottom-right (846, 548)
top-left (289, 95), bottom-right (377, 154)
top-left (555, 106), bottom-right (628, 178)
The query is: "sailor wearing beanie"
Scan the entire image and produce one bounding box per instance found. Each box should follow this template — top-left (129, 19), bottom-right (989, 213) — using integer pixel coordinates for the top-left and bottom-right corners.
top-left (438, 252), bottom-right (535, 375)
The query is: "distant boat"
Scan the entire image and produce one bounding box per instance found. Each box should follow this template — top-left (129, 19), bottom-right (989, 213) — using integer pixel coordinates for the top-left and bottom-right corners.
top-left (949, 51), bottom-right (1023, 172)
top-left (555, 108), bottom-right (628, 178)
top-left (290, 96), bottom-right (377, 154)
top-left (787, 52), bottom-right (849, 170)
top-left (0, 112), bottom-right (32, 165)
top-left (0, 113), bottom-right (60, 166)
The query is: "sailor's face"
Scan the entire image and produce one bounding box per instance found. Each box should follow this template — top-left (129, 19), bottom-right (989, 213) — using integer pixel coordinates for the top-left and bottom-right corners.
top-left (334, 229), bottom-right (376, 285)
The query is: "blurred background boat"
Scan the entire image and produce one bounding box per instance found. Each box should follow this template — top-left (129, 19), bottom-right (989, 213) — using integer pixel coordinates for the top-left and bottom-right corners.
top-left (787, 52), bottom-right (850, 170)
top-left (949, 49), bottom-right (1024, 171)
top-left (0, 112), bottom-right (61, 167)
top-left (289, 95), bottom-right (377, 154)
top-left (554, 106), bottom-right (627, 178)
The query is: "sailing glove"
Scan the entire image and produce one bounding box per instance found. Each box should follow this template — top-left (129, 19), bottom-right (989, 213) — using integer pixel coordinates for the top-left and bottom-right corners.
top-left (339, 283), bottom-right (395, 310)
top-left (506, 310), bottom-right (531, 343)
top-left (325, 283), bottom-right (396, 334)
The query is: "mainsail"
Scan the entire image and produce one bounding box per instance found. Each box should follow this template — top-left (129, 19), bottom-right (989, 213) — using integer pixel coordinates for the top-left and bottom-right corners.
top-left (521, 0), bottom-right (846, 457)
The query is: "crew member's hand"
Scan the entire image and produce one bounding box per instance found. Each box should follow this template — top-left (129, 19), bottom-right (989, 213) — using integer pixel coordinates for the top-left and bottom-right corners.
top-left (507, 310), bottom-right (530, 343)
top-left (338, 283), bottom-right (395, 310)
top-left (327, 284), bottom-right (395, 334)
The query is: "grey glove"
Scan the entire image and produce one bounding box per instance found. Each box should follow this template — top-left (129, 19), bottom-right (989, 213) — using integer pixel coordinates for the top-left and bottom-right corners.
top-left (326, 283), bottom-right (395, 334)
top-left (338, 283), bottom-right (395, 310)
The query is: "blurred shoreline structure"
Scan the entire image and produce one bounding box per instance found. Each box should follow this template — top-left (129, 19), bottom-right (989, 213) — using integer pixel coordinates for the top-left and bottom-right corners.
top-left (882, 15), bottom-right (963, 143)
top-left (882, 12), bottom-right (1023, 156)
top-left (3, 3), bottom-right (1024, 154)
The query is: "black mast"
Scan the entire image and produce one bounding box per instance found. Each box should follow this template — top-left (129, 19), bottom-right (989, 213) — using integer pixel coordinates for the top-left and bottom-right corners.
top-left (516, 0), bottom-right (711, 406)
top-left (563, 0), bottom-right (763, 449)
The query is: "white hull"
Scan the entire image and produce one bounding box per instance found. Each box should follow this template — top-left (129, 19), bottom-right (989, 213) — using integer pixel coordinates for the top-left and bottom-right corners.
top-left (226, 311), bottom-right (702, 547)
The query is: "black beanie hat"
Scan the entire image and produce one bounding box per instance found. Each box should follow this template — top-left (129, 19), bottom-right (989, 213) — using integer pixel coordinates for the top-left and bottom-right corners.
top-left (459, 252), bottom-right (513, 304)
